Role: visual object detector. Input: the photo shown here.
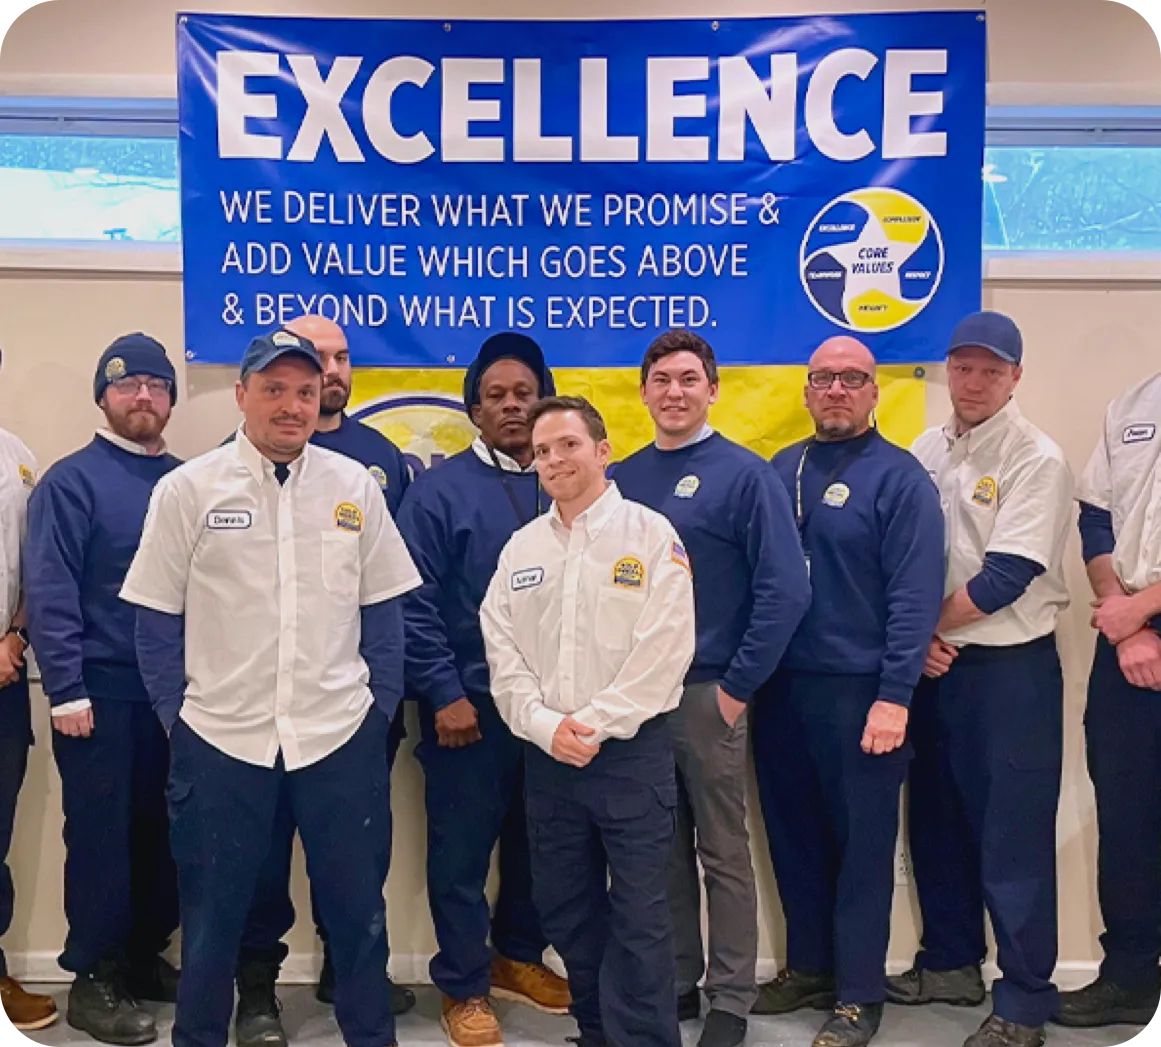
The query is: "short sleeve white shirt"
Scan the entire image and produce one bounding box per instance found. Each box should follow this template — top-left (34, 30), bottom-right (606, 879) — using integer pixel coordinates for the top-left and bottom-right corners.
top-left (0, 428), bottom-right (36, 633)
top-left (481, 483), bottom-right (695, 755)
top-left (1076, 372), bottom-right (1161, 594)
top-left (912, 399), bottom-right (1073, 647)
top-left (121, 429), bottom-right (421, 770)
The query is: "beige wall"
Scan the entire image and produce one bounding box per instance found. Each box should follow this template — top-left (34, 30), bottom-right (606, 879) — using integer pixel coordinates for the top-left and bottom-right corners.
top-left (0, 0), bottom-right (1158, 984)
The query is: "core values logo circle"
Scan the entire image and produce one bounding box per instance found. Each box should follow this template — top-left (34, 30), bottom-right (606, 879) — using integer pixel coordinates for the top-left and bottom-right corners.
top-left (350, 393), bottom-right (475, 475)
top-left (800, 187), bottom-right (944, 333)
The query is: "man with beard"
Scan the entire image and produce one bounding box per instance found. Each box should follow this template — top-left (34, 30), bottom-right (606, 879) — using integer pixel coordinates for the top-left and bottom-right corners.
top-left (25, 334), bottom-right (182, 1045)
top-left (397, 332), bottom-right (569, 1047)
top-left (234, 315), bottom-right (414, 1043)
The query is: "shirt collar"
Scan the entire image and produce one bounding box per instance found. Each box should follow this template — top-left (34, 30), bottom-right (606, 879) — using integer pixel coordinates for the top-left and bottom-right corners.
top-left (550, 481), bottom-right (622, 537)
top-left (943, 398), bottom-right (1021, 454)
top-left (472, 436), bottom-right (535, 474)
top-left (658, 423), bottom-right (714, 450)
top-left (96, 428), bottom-right (167, 457)
top-left (234, 426), bottom-right (309, 485)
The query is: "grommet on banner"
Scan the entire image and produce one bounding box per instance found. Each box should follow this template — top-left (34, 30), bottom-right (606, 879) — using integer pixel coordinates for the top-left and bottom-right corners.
top-left (711, 21), bottom-right (720, 30)
top-left (914, 366), bottom-right (926, 379)
top-left (444, 22), bottom-right (452, 31)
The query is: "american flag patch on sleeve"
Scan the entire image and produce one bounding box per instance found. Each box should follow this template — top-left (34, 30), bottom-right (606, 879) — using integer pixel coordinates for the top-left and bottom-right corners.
top-left (671, 540), bottom-right (691, 573)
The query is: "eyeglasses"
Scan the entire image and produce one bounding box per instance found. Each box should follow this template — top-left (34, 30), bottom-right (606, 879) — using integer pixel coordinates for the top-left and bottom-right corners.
top-left (807, 369), bottom-right (874, 391)
top-left (109, 376), bottom-right (172, 397)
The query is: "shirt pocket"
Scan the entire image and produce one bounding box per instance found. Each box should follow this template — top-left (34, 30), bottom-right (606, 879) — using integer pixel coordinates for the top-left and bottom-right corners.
top-left (594, 588), bottom-right (648, 652)
top-left (321, 532), bottom-right (361, 599)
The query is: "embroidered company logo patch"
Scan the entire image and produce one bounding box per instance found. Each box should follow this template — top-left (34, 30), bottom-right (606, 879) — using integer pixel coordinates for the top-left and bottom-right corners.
top-left (674, 475), bottom-right (700, 499)
top-left (613, 556), bottom-right (646, 589)
top-left (511, 567), bottom-right (545, 591)
top-left (104, 356), bottom-right (127, 380)
top-left (18, 465), bottom-right (34, 490)
top-left (1123, 423), bottom-right (1157, 444)
top-left (334, 502), bottom-right (364, 533)
top-left (271, 331), bottom-right (301, 348)
top-left (368, 464), bottom-right (389, 488)
top-left (972, 476), bottom-right (997, 508)
top-left (207, 509), bottom-right (252, 530)
top-left (823, 482), bottom-right (850, 508)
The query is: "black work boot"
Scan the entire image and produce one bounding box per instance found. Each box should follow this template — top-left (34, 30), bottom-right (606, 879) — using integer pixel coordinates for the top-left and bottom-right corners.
top-left (315, 945), bottom-right (416, 1015)
top-left (235, 963), bottom-right (287, 1047)
top-left (678, 988), bottom-right (701, 1022)
top-left (125, 955), bottom-right (180, 1004)
top-left (1053, 975), bottom-right (1161, 1027)
top-left (964, 1014), bottom-right (1045, 1047)
top-left (67, 960), bottom-right (157, 1046)
top-left (752, 969), bottom-right (836, 1015)
top-left (885, 964), bottom-right (985, 1007)
top-left (813, 1003), bottom-right (884, 1047)
top-left (699, 1008), bottom-right (748, 1047)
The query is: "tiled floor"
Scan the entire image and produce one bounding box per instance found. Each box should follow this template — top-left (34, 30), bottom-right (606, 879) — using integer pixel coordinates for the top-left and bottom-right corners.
top-left (17, 986), bottom-right (1148, 1047)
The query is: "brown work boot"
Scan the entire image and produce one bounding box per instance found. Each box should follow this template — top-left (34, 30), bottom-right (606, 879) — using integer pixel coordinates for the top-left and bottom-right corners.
top-left (441, 995), bottom-right (503, 1047)
top-left (490, 954), bottom-right (571, 1015)
top-left (1, 976), bottom-right (59, 1030)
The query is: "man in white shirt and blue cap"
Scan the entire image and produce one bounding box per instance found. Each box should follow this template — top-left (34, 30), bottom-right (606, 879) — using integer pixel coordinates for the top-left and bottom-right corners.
top-left (121, 328), bottom-right (421, 1047)
top-left (482, 395), bottom-right (696, 1047)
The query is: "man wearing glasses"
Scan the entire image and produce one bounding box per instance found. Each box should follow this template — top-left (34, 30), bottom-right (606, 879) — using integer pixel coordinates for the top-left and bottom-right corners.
top-left (25, 335), bottom-right (183, 1044)
top-left (754, 337), bottom-right (944, 1047)
top-left (892, 312), bottom-right (1073, 1047)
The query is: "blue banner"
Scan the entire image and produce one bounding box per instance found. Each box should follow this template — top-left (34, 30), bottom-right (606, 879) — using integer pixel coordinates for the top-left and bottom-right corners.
top-left (177, 12), bottom-right (985, 366)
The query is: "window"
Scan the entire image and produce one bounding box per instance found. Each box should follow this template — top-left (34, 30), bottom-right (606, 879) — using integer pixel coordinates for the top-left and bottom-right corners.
top-left (0, 98), bottom-right (179, 243)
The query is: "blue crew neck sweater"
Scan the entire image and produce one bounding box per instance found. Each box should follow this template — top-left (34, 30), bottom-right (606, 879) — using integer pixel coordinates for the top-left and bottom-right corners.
top-left (396, 448), bottom-right (543, 712)
top-left (310, 413), bottom-right (410, 515)
top-left (771, 429), bottom-right (945, 706)
top-left (614, 432), bottom-right (811, 701)
top-left (25, 436), bottom-right (182, 705)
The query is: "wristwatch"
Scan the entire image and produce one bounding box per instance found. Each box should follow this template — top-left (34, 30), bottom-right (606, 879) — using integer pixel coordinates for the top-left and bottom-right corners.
top-left (6, 626), bottom-right (28, 648)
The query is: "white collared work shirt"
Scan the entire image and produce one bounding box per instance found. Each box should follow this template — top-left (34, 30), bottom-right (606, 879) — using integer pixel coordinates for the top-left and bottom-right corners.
top-left (0, 427), bottom-right (36, 634)
top-left (912, 399), bottom-right (1074, 647)
top-left (481, 483), bottom-right (695, 756)
top-left (121, 429), bottom-right (421, 770)
top-left (1077, 373), bottom-right (1161, 594)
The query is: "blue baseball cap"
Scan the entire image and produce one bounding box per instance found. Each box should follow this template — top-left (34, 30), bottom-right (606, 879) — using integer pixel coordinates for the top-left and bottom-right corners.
top-left (240, 327), bottom-right (323, 379)
top-left (948, 311), bottom-right (1023, 366)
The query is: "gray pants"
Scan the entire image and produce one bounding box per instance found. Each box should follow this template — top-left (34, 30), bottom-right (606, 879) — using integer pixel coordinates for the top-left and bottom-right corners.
top-left (668, 680), bottom-right (758, 1017)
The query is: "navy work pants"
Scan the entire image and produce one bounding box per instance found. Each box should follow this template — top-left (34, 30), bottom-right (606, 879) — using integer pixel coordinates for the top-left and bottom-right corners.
top-left (1085, 634), bottom-right (1161, 992)
top-left (908, 636), bottom-right (1062, 1026)
top-left (415, 693), bottom-right (546, 1000)
top-left (52, 697), bottom-right (177, 975)
top-left (239, 710), bottom-right (406, 970)
top-left (0, 671), bottom-right (31, 978)
top-left (526, 716), bottom-right (681, 1047)
top-left (753, 670), bottom-right (907, 1005)
top-left (168, 711), bottom-right (394, 1047)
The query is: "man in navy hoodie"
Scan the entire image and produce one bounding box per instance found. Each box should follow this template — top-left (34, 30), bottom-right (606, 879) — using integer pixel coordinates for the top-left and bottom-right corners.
top-left (396, 332), bottom-right (569, 1047)
top-left (614, 329), bottom-right (811, 1047)
top-left (25, 334), bottom-right (183, 1046)
top-left (761, 336), bottom-right (944, 1047)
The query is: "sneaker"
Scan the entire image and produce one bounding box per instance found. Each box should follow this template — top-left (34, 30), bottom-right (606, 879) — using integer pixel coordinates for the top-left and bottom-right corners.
top-left (0, 976), bottom-right (58, 1031)
top-left (314, 948), bottom-right (416, 1015)
top-left (125, 956), bottom-right (180, 1004)
top-left (885, 965), bottom-right (985, 1007)
top-left (813, 1003), bottom-right (884, 1047)
top-left (490, 954), bottom-right (571, 1015)
top-left (441, 995), bottom-right (503, 1047)
top-left (752, 969), bottom-right (836, 1015)
top-left (67, 962), bottom-right (156, 1046)
top-left (964, 1014), bottom-right (1045, 1047)
top-left (699, 1008), bottom-right (748, 1047)
top-left (1053, 975), bottom-right (1160, 1027)
top-left (678, 988), bottom-right (701, 1022)
top-left (235, 963), bottom-right (287, 1047)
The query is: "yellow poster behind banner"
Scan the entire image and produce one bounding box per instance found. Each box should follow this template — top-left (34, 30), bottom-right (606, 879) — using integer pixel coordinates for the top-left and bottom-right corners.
top-left (350, 366), bottom-right (927, 471)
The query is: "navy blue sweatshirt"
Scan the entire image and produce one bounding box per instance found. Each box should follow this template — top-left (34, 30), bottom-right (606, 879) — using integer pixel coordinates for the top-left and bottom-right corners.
top-left (771, 429), bottom-right (945, 706)
top-left (25, 435), bottom-right (182, 706)
top-left (396, 447), bottom-right (541, 712)
top-left (311, 414), bottom-right (410, 516)
top-left (614, 433), bottom-right (811, 701)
